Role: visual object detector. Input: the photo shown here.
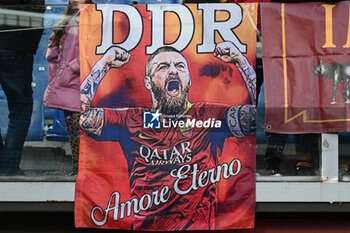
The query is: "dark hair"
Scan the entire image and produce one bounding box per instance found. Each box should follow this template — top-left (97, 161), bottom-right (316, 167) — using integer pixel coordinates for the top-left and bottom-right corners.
top-left (145, 46), bottom-right (187, 76)
top-left (49, 0), bottom-right (94, 48)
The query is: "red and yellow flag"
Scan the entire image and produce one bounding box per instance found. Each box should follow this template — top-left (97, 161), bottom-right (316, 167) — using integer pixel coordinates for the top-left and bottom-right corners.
top-left (262, 2), bottom-right (350, 133)
top-left (75, 3), bottom-right (257, 230)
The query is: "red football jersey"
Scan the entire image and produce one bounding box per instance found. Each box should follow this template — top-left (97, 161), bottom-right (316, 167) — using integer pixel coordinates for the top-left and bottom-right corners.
top-left (86, 102), bottom-right (241, 230)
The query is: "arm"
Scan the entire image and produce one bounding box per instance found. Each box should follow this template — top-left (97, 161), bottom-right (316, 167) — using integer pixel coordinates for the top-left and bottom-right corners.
top-left (214, 41), bottom-right (256, 137)
top-left (226, 105), bottom-right (256, 138)
top-left (67, 57), bottom-right (80, 74)
top-left (46, 33), bottom-right (59, 63)
top-left (80, 46), bottom-right (130, 135)
top-left (67, 21), bottom-right (81, 74)
top-left (214, 41), bottom-right (256, 105)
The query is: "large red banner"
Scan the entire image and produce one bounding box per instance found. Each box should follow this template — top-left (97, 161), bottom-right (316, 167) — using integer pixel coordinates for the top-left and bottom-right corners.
top-left (75, 3), bottom-right (257, 231)
top-left (262, 2), bottom-right (350, 133)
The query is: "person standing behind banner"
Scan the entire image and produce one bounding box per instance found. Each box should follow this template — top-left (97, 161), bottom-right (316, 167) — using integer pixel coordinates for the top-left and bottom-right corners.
top-left (44, 0), bottom-right (93, 175)
top-left (0, 0), bottom-right (44, 176)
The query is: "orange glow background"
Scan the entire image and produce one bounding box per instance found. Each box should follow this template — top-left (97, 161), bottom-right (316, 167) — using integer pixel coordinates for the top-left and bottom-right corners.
top-left (75, 3), bottom-right (257, 230)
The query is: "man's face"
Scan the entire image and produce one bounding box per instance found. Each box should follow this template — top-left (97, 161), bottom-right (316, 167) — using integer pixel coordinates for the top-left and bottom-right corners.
top-left (148, 51), bottom-right (192, 115)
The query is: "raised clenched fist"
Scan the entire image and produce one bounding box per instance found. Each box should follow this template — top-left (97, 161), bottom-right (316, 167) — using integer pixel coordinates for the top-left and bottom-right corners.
top-left (214, 41), bottom-right (243, 64)
top-left (102, 46), bottom-right (131, 68)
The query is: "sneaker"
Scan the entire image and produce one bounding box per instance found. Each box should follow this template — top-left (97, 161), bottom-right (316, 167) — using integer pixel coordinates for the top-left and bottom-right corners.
top-left (265, 169), bottom-right (283, 176)
top-left (296, 161), bottom-right (314, 176)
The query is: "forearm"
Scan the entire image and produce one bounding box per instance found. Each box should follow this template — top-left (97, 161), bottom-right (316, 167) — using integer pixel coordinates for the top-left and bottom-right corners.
top-left (80, 60), bottom-right (110, 111)
top-left (80, 107), bottom-right (105, 136)
top-left (227, 105), bottom-right (256, 138)
top-left (80, 61), bottom-right (108, 135)
top-left (80, 60), bottom-right (108, 135)
top-left (233, 56), bottom-right (256, 105)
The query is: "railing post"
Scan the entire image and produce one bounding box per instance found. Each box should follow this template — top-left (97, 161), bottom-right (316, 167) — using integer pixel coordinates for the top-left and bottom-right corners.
top-left (321, 133), bottom-right (339, 182)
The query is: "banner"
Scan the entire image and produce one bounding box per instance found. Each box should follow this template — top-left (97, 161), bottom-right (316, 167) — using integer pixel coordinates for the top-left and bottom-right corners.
top-left (262, 2), bottom-right (350, 133)
top-left (75, 3), bottom-right (257, 231)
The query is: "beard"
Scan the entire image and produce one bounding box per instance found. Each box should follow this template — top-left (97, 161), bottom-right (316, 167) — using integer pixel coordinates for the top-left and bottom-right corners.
top-left (151, 76), bottom-right (190, 116)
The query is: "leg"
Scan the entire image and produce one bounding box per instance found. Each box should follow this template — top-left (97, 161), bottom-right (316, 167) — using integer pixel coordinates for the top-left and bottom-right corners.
top-left (0, 51), bottom-right (33, 174)
top-left (0, 131), bottom-right (3, 150)
top-left (330, 69), bottom-right (339, 104)
top-left (264, 133), bottom-right (287, 174)
top-left (295, 134), bottom-right (320, 175)
top-left (64, 111), bottom-right (80, 175)
top-left (343, 78), bottom-right (350, 103)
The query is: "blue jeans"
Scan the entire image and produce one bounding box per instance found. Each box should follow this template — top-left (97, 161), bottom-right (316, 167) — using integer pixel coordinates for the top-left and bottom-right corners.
top-left (0, 50), bottom-right (33, 173)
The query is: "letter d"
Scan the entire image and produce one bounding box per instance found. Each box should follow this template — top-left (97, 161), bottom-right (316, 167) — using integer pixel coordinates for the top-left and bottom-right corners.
top-left (146, 5), bottom-right (194, 54)
top-left (96, 4), bottom-right (143, 54)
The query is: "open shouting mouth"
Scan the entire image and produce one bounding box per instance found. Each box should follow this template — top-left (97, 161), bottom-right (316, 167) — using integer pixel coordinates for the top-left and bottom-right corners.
top-left (166, 79), bottom-right (180, 97)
